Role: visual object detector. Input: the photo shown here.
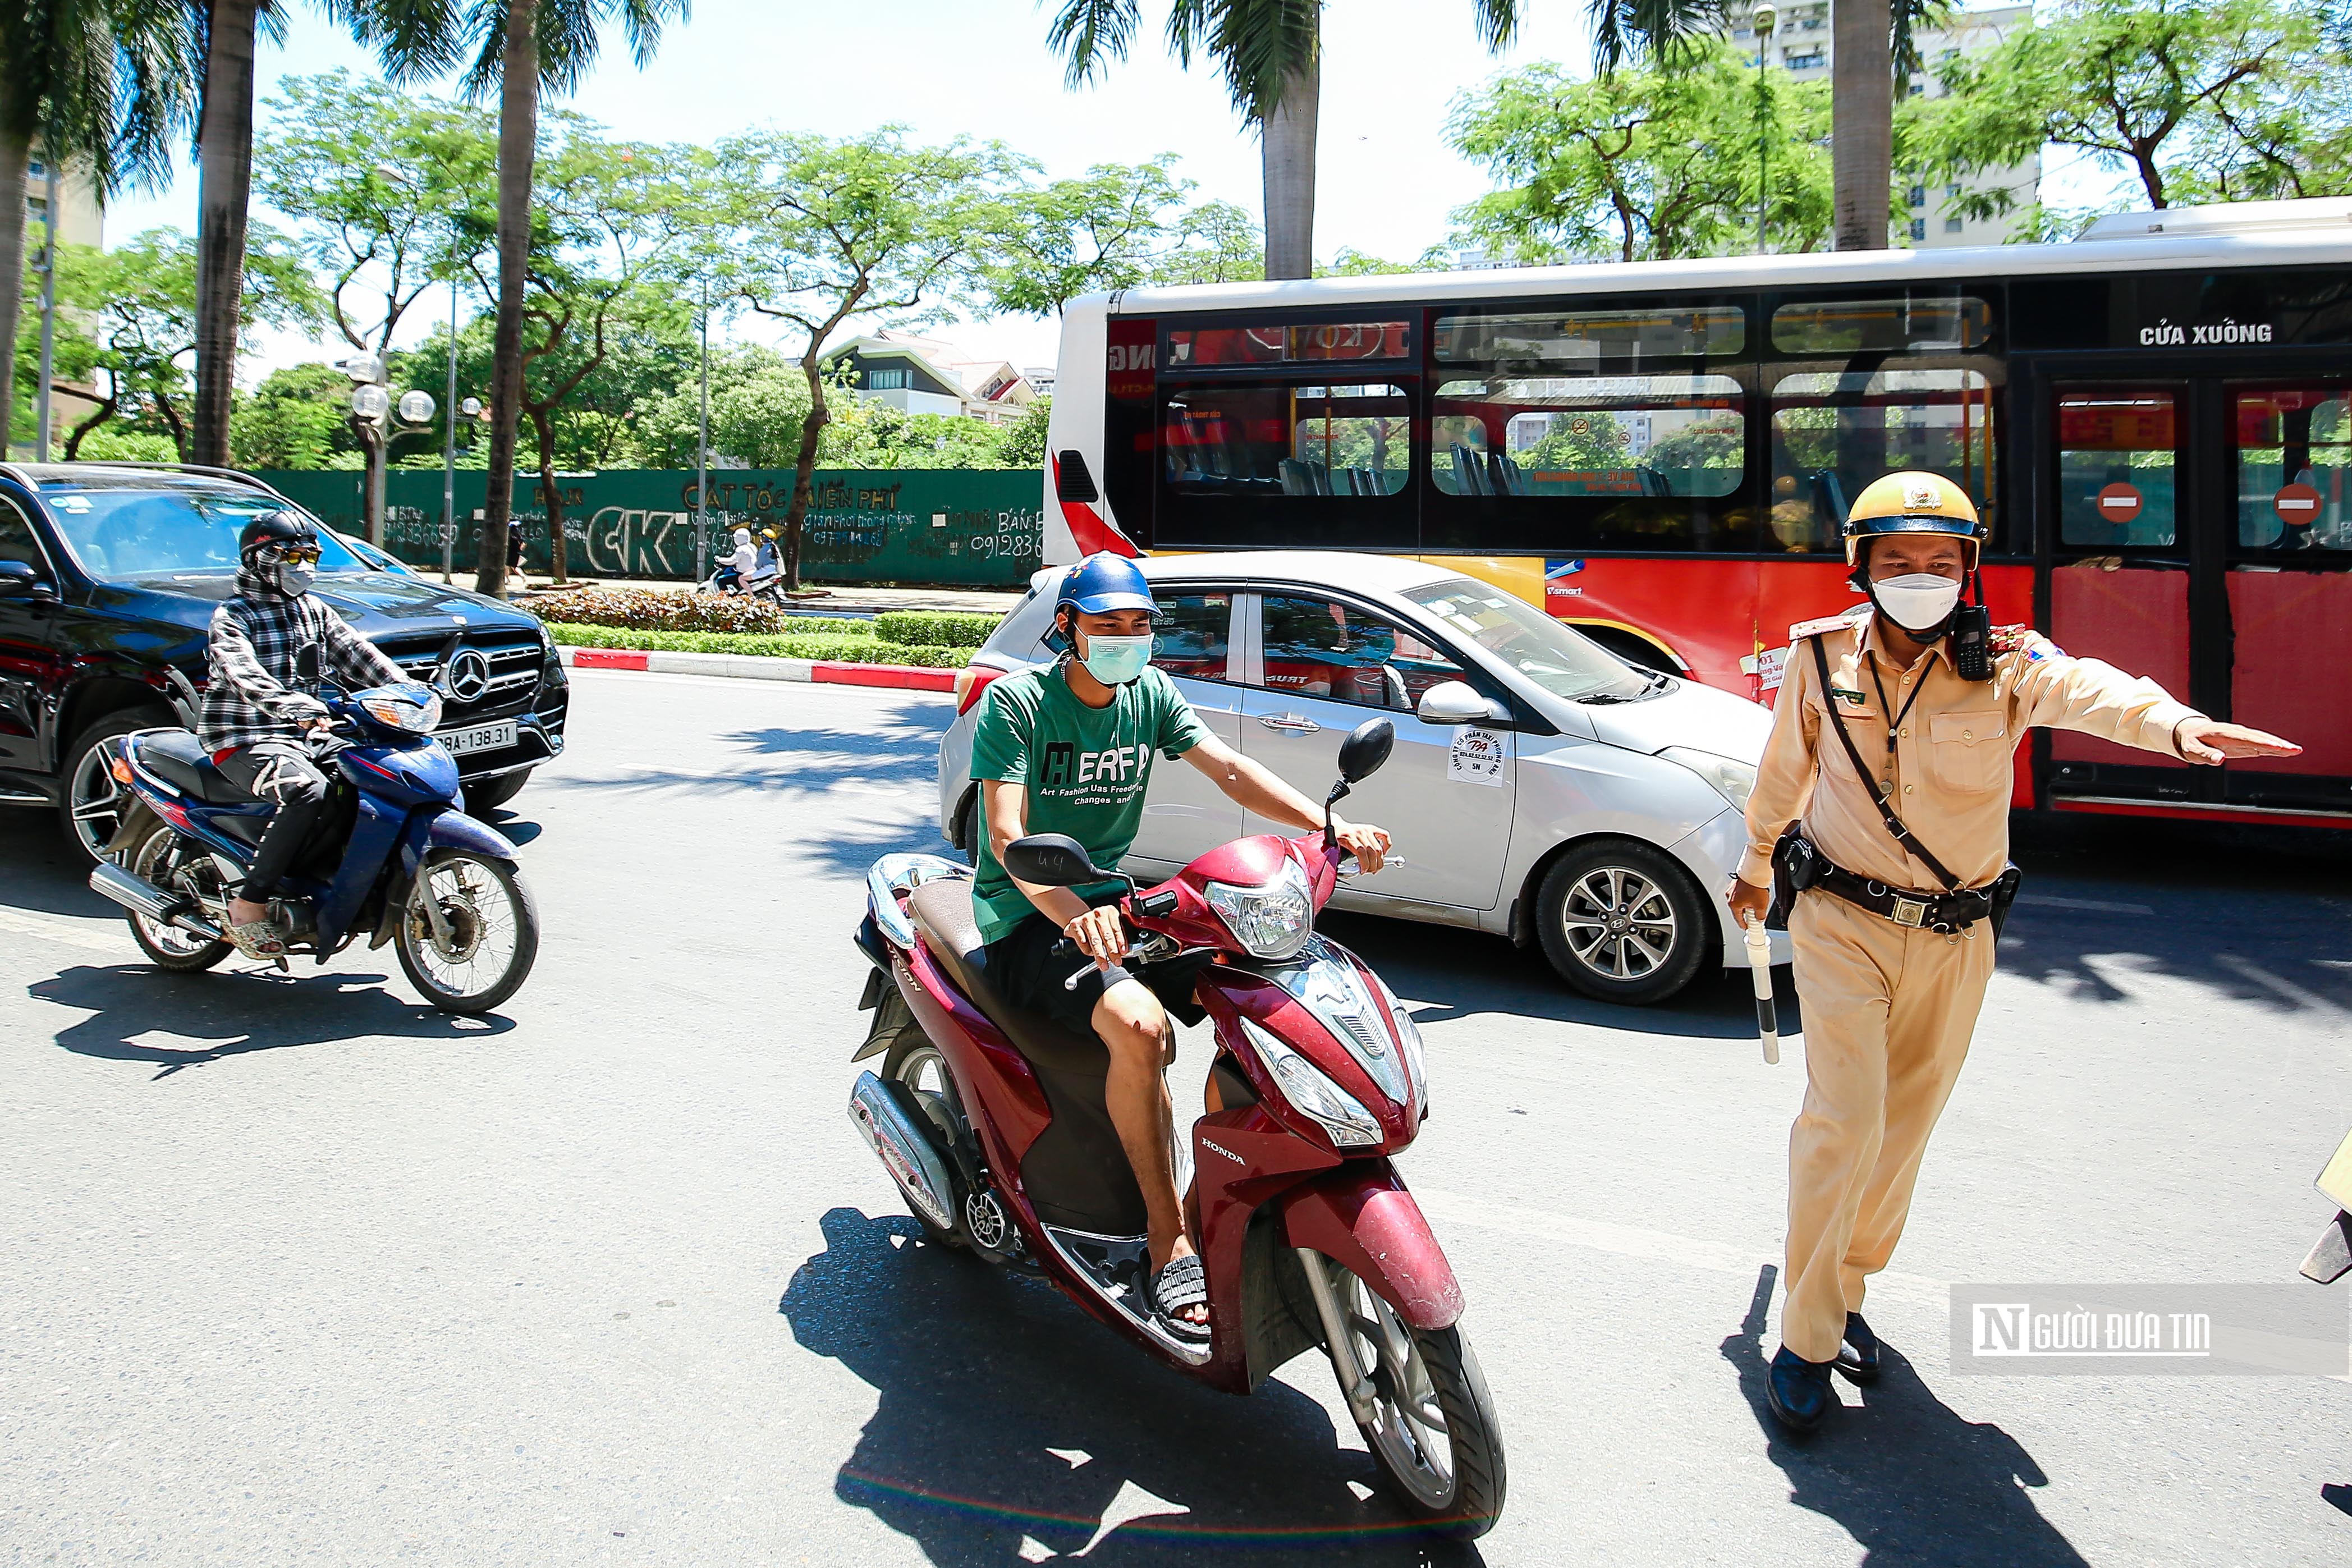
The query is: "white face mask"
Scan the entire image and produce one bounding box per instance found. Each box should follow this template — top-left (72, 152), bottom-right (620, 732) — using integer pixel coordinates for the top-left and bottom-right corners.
top-left (1869, 572), bottom-right (1963, 632)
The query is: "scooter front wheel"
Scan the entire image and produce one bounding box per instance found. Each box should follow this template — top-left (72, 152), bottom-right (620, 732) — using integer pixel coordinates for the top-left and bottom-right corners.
top-left (1314, 1256), bottom-right (1507, 1538)
top-left (395, 850), bottom-right (539, 1014)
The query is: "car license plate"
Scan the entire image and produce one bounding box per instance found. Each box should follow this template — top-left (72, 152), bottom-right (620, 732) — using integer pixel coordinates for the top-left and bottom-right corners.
top-left (439, 719), bottom-right (517, 757)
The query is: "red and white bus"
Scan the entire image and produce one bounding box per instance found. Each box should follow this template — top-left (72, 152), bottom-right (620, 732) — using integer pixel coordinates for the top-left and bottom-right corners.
top-left (1042, 197), bottom-right (2352, 828)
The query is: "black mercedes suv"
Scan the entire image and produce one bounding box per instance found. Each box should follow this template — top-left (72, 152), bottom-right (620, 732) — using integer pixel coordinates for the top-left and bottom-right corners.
top-left (0, 462), bottom-right (568, 863)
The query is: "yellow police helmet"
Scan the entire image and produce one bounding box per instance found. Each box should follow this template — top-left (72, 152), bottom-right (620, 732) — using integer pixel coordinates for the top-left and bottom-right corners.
top-left (1842, 471), bottom-right (1986, 570)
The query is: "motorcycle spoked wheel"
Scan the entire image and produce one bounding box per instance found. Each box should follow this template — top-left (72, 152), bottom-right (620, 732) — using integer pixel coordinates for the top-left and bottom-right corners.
top-left (1314, 1254), bottom-right (1508, 1539)
top-left (395, 849), bottom-right (539, 1015)
top-left (122, 824), bottom-right (235, 973)
top-left (879, 1034), bottom-right (1016, 1258)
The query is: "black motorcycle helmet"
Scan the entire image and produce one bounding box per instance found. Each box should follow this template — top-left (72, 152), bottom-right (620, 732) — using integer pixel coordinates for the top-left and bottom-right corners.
top-left (237, 510), bottom-right (317, 562)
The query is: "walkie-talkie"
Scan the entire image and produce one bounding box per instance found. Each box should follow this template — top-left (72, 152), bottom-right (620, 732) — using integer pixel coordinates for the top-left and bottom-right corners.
top-left (1950, 575), bottom-right (1993, 681)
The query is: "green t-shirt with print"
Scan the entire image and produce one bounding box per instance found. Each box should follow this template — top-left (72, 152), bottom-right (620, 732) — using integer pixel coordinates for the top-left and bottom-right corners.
top-left (969, 662), bottom-right (1212, 946)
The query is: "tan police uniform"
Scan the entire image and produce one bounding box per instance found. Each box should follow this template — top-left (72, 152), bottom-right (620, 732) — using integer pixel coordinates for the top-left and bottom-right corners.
top-left (1742, 609), bottom-right (2203, 1364)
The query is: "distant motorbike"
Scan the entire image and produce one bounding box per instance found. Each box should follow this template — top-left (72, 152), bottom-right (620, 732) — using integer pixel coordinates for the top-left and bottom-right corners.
top-left (2298, 1127), bottom-right (2352, 1285)
top-left (843, 717), bottom-right (1506, 1537)
top-left (85, 658), bottom-right (539, 1015)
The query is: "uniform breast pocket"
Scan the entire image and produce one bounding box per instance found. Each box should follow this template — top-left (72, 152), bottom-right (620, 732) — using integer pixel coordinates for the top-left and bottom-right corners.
top-left (1929, 710), bottom-right (2011, 793)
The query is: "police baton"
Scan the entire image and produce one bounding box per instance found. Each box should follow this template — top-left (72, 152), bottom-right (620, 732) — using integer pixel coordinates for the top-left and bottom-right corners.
top-left (1743, 911), bottom-right (1781, 1065)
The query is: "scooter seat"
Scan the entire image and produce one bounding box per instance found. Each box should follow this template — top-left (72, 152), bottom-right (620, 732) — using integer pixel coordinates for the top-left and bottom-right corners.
top-left (130, 729), bottom-right (248, 805)
top-left (906, 879), bottom-right (1109, 1077)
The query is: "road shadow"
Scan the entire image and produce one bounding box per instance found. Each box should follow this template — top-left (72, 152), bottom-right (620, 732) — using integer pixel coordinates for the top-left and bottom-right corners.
top-left (549, 703), bottom-right (950, 808)
top-left (781, 1207), bottom-right (1491, 1567)
top-left (474, 806), bottom-right (544, 847)
top-left (1319, 909), bottom-right (1799, 1043)
top-left (27, 963), bottom-right (512, 1079)
top-left (0, 809), bottom-right (118, 919)
top-left (1720, 1266), bottom-right (2087, 1566)
top-left (1997, 813), bottom-right (2352, 1017)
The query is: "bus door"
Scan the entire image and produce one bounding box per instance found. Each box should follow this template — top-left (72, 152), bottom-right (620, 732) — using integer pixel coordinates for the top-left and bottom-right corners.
top-left (2042, 376), bottom-right (2352, 818)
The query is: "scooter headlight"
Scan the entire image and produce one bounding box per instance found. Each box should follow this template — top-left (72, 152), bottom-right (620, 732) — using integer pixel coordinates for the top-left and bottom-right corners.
top-left (357, 681), bottom-right (443, 735)
top-left (1239, 1016), bottom-right (1381, 1149)
top-left (1204, 858), bottom-right (1315, 961)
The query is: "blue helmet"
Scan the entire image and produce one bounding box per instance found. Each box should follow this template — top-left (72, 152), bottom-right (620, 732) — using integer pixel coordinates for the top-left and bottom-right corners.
top-left (1054, 552), bottom-right (1154, 618)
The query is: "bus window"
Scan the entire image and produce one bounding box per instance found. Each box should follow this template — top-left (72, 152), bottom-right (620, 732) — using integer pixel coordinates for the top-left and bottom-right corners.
top-left (1162, 382), bottom-right (1411, 498)
top-left (2235, 388), bottom-right (2352, 551)
top-left (1433, 306), bottom-right (1745, 369)
top-left (1164, 320), bottom-right (1411, 368)
top-left (1433, 375), bottom-right (1744, 502)
top-left (1772, 294), bottom-right (1994, 355)
top-left (2055, 393), bottom-right (2178, 548)
top-left (1769, 369), bottom-right (2000, 553)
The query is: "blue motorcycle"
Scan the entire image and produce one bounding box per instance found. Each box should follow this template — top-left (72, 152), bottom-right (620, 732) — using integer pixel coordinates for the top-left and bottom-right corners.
top-left (86, 673), bottom-right (540, 1014)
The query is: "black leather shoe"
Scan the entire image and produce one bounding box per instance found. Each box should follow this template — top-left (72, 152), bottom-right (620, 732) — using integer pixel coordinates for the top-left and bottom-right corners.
top-left (1836, 1313), bottom-right (1880, 1384)
top-left (1766, 1346), bottom-right (1834, 1433)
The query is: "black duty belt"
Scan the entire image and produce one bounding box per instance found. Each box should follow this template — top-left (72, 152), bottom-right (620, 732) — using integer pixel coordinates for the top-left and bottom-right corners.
top-left (1813, 861), bottom-right (1997, 934)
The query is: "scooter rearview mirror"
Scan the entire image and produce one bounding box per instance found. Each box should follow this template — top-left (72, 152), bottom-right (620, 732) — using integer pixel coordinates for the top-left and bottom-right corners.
top-left (1004, 832), bottom-right (1099, 888)
top-left (1337, 717), bottom-right (1395, 784)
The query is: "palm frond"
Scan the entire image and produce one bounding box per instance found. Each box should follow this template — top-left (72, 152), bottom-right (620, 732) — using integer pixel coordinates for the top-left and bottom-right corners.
top-left (1470, 0), bottom-right (1527, 53)
top-left (1588, 0), bottom-right (1721, 74)
top-left (1042, 0), bottom-right (1141, 90)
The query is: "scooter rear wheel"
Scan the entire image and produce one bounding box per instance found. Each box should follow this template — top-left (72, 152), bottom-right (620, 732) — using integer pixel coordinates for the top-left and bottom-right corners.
top-left (123, 824), bottom-right (233, 973)
top-left (1319, 1258), bottom-right (1507, 1539)
top-left (881, 1036), bottom-right (973, 1249)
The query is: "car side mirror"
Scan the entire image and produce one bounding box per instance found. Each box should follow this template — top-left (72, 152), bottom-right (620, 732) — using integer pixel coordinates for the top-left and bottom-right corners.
top-left (1416, 680), bottom-right (1508, 727)
top-left (0, 559), bottom-right (54, 599)
top-left (1337, 717), bottom-right (1395, 783)
top-left (1003, 832), bottom-right (1100, 888)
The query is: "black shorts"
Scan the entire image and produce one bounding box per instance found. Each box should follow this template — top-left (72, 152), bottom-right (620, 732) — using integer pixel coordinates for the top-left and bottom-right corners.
top-left (985, 914), bottom-right (1207, 1039)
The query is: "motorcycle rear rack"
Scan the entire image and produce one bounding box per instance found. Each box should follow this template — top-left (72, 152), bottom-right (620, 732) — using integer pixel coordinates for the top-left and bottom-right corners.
top-left (1038, 1225), bottom-right (1213, 1366)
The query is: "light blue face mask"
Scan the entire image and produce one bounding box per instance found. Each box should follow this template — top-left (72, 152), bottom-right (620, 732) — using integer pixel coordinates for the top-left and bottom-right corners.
top-left (1078, 631), bottom-right (1154, 686)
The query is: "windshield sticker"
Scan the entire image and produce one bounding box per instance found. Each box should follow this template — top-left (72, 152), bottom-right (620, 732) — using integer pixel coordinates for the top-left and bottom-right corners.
top-left (1448, 727), bottom-right (1506, 787)
top-left (51, 494), bottom-right (90, 512)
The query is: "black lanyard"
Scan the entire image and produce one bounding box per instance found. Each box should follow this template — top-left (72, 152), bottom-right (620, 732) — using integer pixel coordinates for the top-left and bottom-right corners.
top-left (1865, 651), bottom-right (1932, 764)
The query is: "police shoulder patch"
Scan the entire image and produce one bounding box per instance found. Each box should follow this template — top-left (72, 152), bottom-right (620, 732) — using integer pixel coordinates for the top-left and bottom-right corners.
top-left (1788, 607), bottom-right (1869, 641)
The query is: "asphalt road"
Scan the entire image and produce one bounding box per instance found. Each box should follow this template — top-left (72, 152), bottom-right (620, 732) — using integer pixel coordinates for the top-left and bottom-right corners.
top-left (3, 668), bottom-right (2350, 1567)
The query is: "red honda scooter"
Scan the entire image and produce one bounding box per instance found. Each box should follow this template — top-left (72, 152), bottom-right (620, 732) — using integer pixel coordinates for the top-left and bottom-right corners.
top-left (845, 719), bottom-right (1505, 1537)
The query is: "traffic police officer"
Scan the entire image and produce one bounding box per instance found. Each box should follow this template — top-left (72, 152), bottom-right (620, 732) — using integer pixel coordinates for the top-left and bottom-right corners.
top-left (1725, 471), bottom-right (2300, 1433)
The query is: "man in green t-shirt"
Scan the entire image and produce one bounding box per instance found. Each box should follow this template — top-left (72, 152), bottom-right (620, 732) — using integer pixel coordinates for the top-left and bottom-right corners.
top-left (972, 553), bottom-right (1392, 1343)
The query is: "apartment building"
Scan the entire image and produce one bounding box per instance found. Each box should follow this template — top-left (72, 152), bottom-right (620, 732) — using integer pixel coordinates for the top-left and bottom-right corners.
top-left (15, 150), bottom-right (107, 451)
top-left (1725, 2), bottom-right (2041, 247)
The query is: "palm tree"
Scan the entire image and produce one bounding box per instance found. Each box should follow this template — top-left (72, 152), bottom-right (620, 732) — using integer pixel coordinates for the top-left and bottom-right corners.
top-left (1046, 2), bottom-right (1530, 281)
top-left (342, 0), bottom-right (688, 597)
top-left (1, 0), bottom-right (193, 460)
top-left (188, 0), bottom-right (275, 467)
top-left (1589, 0), bottom-right (1931, 252)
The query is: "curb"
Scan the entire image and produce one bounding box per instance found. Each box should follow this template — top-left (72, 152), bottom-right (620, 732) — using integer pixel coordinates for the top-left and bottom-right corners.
top-left (557, 644), bottom-right (955, 693)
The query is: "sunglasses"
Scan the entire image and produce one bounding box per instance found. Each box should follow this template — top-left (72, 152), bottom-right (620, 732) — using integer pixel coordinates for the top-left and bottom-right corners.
top-left (267, 545), bottom-right (323, 565)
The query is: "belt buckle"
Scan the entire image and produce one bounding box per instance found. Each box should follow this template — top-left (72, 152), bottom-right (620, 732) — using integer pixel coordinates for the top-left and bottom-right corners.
top-left (1890, 896), bottom-right (1929, 928)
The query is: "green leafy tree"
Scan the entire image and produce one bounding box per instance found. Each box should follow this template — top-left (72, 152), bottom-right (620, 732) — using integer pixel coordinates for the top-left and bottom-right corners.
top-left (996, 395), bottom-right (1051, 470)
top-left (344, 0), bottom-right (691, 598)
top-left (231, 361), bottom-right (368, 469)
top-left (978, 154), bottom-right (1195, 317)
top-left (1590, 0), bottom-right (1940, 252)
top-left (1, 0), bottom-right (195, 457)
top-left (1918, 0), bottom-right (2344, 219)
top-left (1448, 44), bottom-right (1833, 263)
top-left (1150, 198), bottom-right (1264, 286)
top-left (1044, 1), bottom-right (1530, 279)
top-left (709, 126), bottom-right (1020, 589)
top-left (47, 227), bottom-right (322, 459)
top-left (256, 70), bottom-right (498, 539)
top-left (629, 342), bottom-right (811, 469)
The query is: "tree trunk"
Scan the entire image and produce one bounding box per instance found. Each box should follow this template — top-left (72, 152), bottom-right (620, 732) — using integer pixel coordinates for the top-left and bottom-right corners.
top-left (191, 0), bottom-right (259, 466)
top-left (1259, 54), bottom-right (1321, 281)
top-left (531, 405), bottom-right (565, 584)
top-left (476, 0), bottom-right (540, 600)
top-left (1831, 0), bottom-right (1893, 252)
top-left (783, 354), bottom-right (832, 594)
top-left (0, 121), bottom-right (26, 461)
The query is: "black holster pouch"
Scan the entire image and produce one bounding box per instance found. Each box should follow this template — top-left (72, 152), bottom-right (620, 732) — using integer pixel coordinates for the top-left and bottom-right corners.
top-left (1767, 825), bottom-right (1824, 930)
top-left (1987, 862), bottom-right (2024, 939)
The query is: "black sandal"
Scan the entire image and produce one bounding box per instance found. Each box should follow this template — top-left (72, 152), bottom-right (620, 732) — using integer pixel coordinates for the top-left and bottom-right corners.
top-left (1150, 1253), bottom-right (1211, 1344)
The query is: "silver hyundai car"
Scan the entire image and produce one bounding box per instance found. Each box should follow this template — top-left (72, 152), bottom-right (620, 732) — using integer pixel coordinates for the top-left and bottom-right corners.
top-left (937, 551), bottom-right (1787, 1005)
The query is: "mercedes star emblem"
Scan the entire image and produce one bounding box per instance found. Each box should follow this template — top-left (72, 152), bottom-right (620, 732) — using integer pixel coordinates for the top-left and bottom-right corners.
top-left (443, 648), bottom-right (492, 703)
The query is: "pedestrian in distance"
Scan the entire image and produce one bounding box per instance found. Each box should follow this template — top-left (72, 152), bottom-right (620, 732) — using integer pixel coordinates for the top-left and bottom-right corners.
top-left (1723, 471), bottom-right (2299, 1435)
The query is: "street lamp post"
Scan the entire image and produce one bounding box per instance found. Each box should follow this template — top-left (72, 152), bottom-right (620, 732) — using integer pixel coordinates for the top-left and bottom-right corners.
top-left (695, 275), bottom-right (711, 584)
top-left (444, 273), bottom-right (459, 582)
top-left (1754, 4), bottom-right (1777, 256)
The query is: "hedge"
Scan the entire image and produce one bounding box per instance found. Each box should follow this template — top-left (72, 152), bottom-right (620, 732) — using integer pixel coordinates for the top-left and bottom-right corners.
top-left (874, 610), bottom-right (1004, 648)
top-left (526, 586), bottom-right (863, 637)
top-left (544, 622), bottom-right (975, 668)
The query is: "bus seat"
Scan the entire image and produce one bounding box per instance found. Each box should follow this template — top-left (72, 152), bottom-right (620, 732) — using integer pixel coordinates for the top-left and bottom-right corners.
top-left (1489, 452), bottom-right (1529, 496)
top-left (1278, 459), bottom-right (1314, 496)
top-left (1811, 471), bottom-right (1850, 525)
top-left (1637, 465), bottom-right (1670, 497)
top-left (1452, 445), bottom-right (1492, 496)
